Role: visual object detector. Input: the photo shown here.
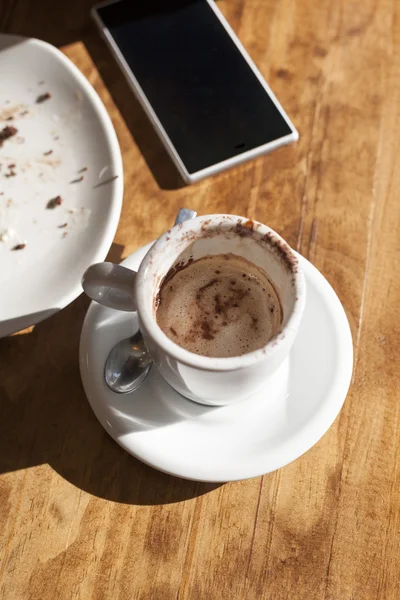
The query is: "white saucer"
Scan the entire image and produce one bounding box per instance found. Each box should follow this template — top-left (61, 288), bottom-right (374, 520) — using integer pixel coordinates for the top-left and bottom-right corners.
top-left (0, 35), bottom-right (123, 336)
top-left (80, 243), bottom-right (353, 482)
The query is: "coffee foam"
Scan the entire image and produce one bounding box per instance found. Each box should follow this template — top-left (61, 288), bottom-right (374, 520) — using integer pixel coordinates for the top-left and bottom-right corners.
top-left (156, 254), bottom-right (282, 358)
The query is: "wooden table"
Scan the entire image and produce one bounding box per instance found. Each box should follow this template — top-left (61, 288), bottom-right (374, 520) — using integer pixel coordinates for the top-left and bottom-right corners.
top-left (1, 1), bottom-right (400, 598)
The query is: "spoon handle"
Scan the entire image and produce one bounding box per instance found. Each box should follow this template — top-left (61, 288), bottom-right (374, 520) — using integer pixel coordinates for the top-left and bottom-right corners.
top-left (174, 208), bottom-right (197, 225)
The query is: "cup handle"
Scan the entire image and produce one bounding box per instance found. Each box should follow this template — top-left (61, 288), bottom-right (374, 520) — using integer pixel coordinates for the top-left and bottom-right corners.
top-left (82, 262), bottom-right (137, 312)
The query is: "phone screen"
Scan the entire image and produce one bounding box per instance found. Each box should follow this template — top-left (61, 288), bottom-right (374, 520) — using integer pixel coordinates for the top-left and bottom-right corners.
top-left (96, 0), bottom-right (294, 175)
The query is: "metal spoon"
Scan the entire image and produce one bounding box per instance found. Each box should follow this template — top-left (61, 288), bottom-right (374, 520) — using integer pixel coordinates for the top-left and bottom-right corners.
top-left (104, 208), bottom-right (197, 393)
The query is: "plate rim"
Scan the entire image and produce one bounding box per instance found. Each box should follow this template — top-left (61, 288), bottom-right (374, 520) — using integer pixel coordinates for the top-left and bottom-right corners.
top-left (0, 34), bottom-right (124, 335)
top-left (79, 244), bottom-right (354, 482)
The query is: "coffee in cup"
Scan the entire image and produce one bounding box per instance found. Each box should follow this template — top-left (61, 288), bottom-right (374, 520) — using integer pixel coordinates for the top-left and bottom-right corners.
top-left (156, 253), bottom-right (282, 357)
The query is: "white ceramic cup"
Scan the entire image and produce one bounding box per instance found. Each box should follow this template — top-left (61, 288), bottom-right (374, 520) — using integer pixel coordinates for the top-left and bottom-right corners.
top-left (82, 214), bottom-right (306, 406)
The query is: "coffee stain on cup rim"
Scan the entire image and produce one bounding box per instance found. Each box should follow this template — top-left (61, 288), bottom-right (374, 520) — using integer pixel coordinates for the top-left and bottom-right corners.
top-left (171, 217), bottom-right (299, 274)
top-left (150, 217), bottom-right (301, 317)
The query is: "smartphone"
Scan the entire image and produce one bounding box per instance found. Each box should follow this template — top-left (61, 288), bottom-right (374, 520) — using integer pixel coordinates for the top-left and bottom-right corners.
top-left (92, 0), bottom-right (298, 184)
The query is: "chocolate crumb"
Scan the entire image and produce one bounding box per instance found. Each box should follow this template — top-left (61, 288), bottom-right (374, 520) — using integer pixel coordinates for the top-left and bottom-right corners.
top-left (270, 307), bottom-right (274, 313)
top-left (200, 321), bottom-right (214, 340)
top-left (46, 195), bottom-right (62, 209)
top-left (12, 243), bottom-right (26, 251)
top-left (36, 92), bottom-right (51, 103)
top-left (0, 125), bottom-right (18, 147)
top-left (43, 150), bottom-right (53, 156)
top-left (8, 163), bottom-right (15, 169)
top-left (198, 278), bottom-right (218, 294)
top-left (70, 176), bottom-right (84, 183)
top-left (170, 327), bottom-right (177, 336)
top-left (235, 219), bottom-right (255, 238)
top-left (5, 116), bottom-right (14, 121)
top-left (5, 171), bottom-right (16, 178)
top-left (78, 167), bottom-right (88, 173)
top-left (58, 223), bottom-right (67, 228)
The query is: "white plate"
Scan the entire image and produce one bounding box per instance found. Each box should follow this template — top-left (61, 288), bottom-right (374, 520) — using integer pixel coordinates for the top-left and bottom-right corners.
top-left (0, 35), bottom-right (123, 336)
top-left (79, 243), bottom-right (353, 482)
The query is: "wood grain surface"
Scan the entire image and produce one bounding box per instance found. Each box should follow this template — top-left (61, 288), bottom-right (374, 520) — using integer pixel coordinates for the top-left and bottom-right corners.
top-left (1, 1), bottom-right (400, 598)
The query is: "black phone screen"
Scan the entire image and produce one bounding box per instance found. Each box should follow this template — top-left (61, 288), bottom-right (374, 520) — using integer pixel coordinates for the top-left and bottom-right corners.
top-left (97, 0), bottom-right (294, 174)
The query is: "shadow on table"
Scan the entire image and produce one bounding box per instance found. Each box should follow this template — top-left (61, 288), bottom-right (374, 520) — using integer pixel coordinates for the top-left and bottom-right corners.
top-left (0, 244), bottom-right (221, 505)
top-left (83, 31), bottom-right (186, 190)
top-left (1, 0), bottom-right (97, 49)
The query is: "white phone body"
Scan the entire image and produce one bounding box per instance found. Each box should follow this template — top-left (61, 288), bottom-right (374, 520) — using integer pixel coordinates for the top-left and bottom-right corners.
top-left (92, 0), bottom-right (299, 184)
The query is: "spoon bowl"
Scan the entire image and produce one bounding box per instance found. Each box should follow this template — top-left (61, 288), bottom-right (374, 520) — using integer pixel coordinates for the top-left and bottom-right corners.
top-left (104, 329), bottom-right (152, 394)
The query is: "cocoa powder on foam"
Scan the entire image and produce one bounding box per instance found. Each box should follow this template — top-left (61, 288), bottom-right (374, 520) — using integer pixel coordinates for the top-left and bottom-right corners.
top-left (156, 253), bottom-right (282, 358)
